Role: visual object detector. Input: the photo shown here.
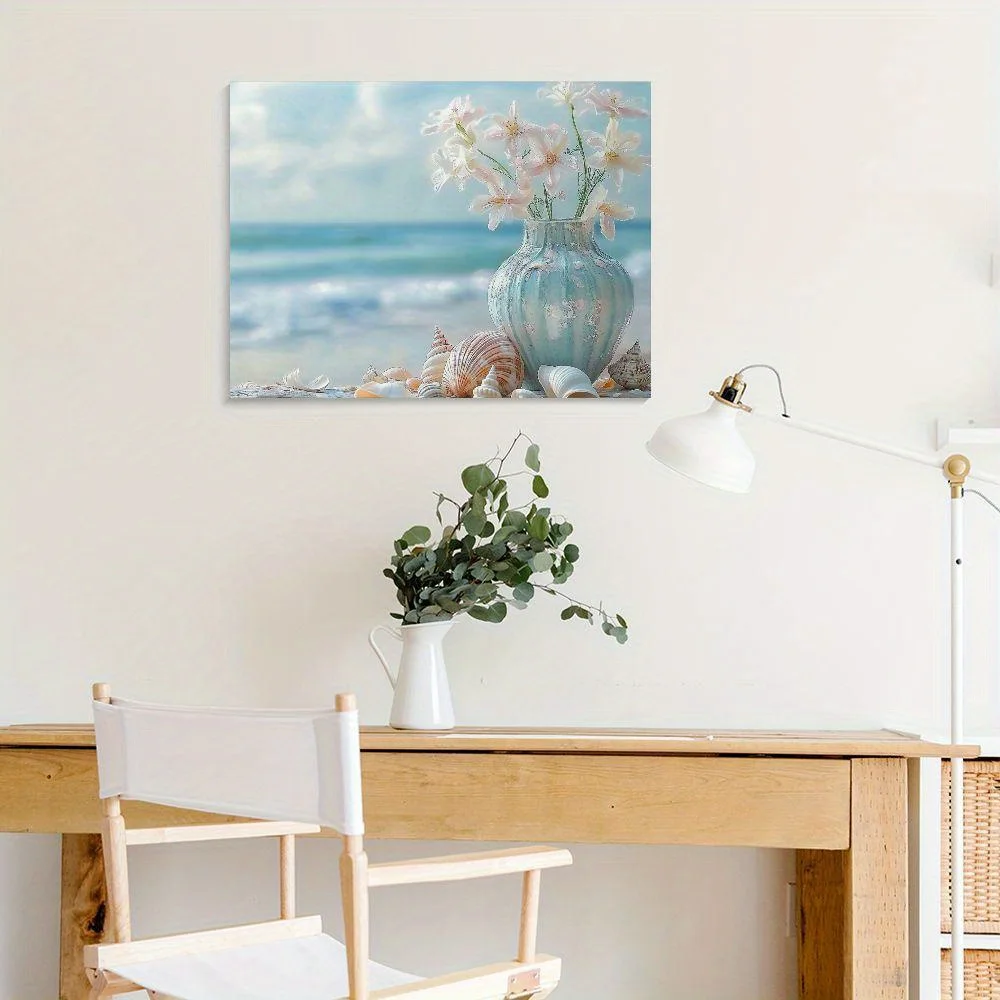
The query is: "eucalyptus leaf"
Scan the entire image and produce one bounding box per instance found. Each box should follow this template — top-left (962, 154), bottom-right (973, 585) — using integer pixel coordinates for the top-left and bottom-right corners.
top-left (461, 464), bottom-right (495, 494)
top-left (531, 552), bottom-right (553, 573)
top-left (528, 514), bottom-right (549, 540)
top-left (402, 525), bottom-right (432, 547)
top-left (512, 582), bottom-right (535, 602)
top-left (564, 543), bottom-right (580, 563)
top-left (525, 443), bottom-right (541, 472)
top-left (532, 475), bottom-right (549, 498)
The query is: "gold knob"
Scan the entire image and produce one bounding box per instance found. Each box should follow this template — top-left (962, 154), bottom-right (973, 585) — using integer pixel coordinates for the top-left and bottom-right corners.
top-left (944, 454), bottom-right (971, 497)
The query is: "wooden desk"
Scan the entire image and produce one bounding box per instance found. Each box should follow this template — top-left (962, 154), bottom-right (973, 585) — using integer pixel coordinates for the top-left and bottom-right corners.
top-left (0, 725), bottom-right (978, 1000)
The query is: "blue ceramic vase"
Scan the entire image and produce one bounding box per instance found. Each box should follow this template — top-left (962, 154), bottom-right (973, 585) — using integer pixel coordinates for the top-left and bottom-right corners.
top-left (488, 219), bottom-right (634, 390)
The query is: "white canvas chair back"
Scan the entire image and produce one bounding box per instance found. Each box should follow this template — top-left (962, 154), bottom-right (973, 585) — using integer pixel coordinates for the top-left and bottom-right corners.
top-left (93, 696), bottom-right (363, 834)
top-left (86, 684), bottom-right (571, 1000)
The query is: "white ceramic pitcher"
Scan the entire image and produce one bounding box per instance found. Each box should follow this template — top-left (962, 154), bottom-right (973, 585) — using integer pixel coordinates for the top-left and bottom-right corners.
top-left (368, 620), bottom-right (455, 730)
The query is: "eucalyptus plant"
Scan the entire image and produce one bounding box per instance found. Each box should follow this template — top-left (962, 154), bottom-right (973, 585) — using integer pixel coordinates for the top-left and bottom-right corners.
top-left (384, 433), bottom-right (628, 643)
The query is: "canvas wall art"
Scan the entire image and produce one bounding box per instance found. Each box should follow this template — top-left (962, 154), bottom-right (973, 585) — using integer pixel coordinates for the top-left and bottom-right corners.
top-left (229, 81), bottom-right (651, 399)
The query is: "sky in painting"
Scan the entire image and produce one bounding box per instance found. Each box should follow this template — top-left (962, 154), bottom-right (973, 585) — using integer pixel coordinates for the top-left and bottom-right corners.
top-left (230, 81), bottom-right (652, 223)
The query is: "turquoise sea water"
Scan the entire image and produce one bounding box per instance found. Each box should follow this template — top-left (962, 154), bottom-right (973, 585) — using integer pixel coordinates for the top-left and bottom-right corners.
top-left (229, 220), bottom-right (651, 390)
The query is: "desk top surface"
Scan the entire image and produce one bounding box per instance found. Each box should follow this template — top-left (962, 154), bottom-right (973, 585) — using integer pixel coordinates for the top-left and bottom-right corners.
top-left (0, 724), bottom-right (978, 757)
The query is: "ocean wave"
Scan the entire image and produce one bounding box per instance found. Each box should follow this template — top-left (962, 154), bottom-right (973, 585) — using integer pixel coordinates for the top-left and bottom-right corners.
top-left (230, 271), bottom-right (495, 345)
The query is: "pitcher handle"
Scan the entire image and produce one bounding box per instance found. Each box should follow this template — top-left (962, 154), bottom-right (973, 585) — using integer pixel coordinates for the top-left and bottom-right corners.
top-left (368, 625), bottom-right (402, 689)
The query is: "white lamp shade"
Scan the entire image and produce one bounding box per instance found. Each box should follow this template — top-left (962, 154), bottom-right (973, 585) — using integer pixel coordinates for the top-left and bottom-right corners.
top-left (646, 399), bottom-right (756, 493)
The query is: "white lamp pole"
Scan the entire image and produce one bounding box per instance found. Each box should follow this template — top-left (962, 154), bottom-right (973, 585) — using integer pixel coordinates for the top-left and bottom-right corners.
top-left (647, 370), bottom-right (1000, 1000)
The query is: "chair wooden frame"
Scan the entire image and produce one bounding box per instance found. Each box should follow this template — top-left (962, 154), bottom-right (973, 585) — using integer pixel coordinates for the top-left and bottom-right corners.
top-left (84, 685), bottom-right (572, 1000)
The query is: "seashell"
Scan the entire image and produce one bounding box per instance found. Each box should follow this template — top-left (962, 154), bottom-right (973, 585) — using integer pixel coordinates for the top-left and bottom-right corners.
top-left (382, 367), bottom-right (410, 382)
top-left (354, 380), bottom-right (413, 399)
top-left (608, 343), bottom-right (651, 391)
top-left (537, 365), bottom-right (599, 399)
top-left (442, 330), bottom-right (524, 398)
top-left (421, 326), bottom-right (453, 385)
top-left (510, 387), bottom-right (544, 399)
top-left (417, 379), bottom-right (444, 398)
top-left (405, 377), bottom-right (422, 394)
top-left (472, 366), bottom-right (503, 399)
top-left (280, 368), bottom-right (330, 392)
top-left (361, 365), bottom-right (385, 385)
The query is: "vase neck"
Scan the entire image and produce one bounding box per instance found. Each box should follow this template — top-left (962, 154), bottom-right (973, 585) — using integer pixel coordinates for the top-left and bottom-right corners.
top-left (521, 219), bottom-right (596, 251)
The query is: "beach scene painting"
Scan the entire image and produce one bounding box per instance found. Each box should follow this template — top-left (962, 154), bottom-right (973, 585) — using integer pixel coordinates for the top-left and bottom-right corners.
top-left (230, 82), bottom-right (651, 399)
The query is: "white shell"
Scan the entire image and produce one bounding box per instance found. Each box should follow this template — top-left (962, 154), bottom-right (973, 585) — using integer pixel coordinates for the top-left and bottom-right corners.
top-left (537, 365), bottom-right (599, 399)
top-left (354, 380), bottom-right (413, 399)
top-left (472, 366), bottom-right (503, 398)
top-left (361, 365), bottom-right (385, 384)
top-left (417, 379), bottom-right (444, 398)
top-left (608, 343), bottom-right (651, 391)
top-left (382, 366), bottom-right (411, 382)
top-left (443, 330), bottom-right (524, 398)
top-left (510, 387), bottom-right (544, 399)
top-left (280, 368), bottom-right (330, 392)
top-left (421, 326), bottom-right (453, 385)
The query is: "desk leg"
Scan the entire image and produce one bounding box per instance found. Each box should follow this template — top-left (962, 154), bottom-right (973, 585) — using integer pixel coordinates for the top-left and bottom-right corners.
top-left (798, 758), bottom-right (908, 1000)
top-left (59, 834), bottom-right (106, 1000)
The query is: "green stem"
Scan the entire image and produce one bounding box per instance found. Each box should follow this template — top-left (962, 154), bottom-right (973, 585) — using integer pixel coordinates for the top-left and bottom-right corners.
top-left (569, 103), bottom-right (588, 217)
top-left (476, 147), bottom-right (514, 181)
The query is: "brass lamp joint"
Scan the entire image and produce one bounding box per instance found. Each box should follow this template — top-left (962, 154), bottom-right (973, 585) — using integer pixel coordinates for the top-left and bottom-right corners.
top-left (944, 454), bottom-right (971, 499)
top-left (710, 373), bottom-right (752, 412)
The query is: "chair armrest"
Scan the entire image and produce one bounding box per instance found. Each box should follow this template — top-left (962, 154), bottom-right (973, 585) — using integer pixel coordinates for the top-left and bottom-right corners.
top-left (367, 845), bottom-right (572, 888)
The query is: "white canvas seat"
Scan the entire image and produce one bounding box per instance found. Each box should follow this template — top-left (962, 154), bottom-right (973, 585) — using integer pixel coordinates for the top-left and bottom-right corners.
top-left (103, 924), bottom-right (417, 1000)
top-left (85, 685), bottom-right (571, 1000)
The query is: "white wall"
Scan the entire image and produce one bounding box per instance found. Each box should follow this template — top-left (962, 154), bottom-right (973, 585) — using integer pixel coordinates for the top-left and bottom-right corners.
top-left (2, 2), bottom-right (998, 997)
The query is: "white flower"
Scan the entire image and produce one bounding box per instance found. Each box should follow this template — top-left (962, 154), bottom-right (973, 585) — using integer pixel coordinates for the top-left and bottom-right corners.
top-left (470, 180), bottom-right (534, 231)
top-left (421, 95), bottom-right (484, 136)
top-left (583, 184), bottom-right (636, 240)
top-left (430, 141), bottom-right (498, 192)
top-left (537, 82), bottom-right (594, 108)
top-left (585, 119), bottom-right (650, 190)
top-left (483, 101), bottom-right (545, 157)
top-left (585, 87), bottom-right (649, 119)
top-left (523, 127), bottom-right (579, 194)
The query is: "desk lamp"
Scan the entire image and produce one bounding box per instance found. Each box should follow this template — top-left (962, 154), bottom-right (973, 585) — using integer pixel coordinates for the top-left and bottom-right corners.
top-left (647, 365), bottom-right (1000, 1000)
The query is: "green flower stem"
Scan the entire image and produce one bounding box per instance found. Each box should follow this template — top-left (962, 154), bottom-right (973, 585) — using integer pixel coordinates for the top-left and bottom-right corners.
top-left (477, 147), bottom-right (514, 181)
top-left (569, 103), bottom-right (589, 217)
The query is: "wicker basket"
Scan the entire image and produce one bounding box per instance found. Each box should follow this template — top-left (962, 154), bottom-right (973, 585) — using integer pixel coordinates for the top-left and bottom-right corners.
top-left (942, 950), bottom-right (1000, 1000)
top-left (942, 760), bottom-right (1000, 933)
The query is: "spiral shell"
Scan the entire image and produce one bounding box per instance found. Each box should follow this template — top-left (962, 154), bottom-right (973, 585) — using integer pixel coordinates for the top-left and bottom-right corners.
top-left (417, 379), bottom-right (444, 398)
top-left (442, 330), bottom-right (524, 398)
top-left (382, 366), bottom-right (410, 382)
top-left (538, 365), bottom-right (599, 399)
top-left (361, 365), bottom-right (384, 385)
top-left (608, 343), bottom-right (651, 391)
top-left (472, 366), bottom-right (503, 399)
top-left (355, 380), bottom-right (413, 399)
top-left (510, 387), bottom-right (544, 399)
top-left (421, 326), bottom-right (453, 385)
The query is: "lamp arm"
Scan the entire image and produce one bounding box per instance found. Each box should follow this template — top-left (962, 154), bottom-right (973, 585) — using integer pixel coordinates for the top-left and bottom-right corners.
top-left (753, 411), bottom-right (1000, 486)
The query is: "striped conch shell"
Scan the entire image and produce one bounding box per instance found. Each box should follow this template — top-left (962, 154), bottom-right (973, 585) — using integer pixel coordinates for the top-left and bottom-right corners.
top-left (354, 381), bottom-right (413, 399)
top-left (608, 343), bottom-right (650, 391)
top-left (382, 367), bottom-right (410, 382)
top-left (417, 379), bottom-right (444, 398)
top-left (442, 329), bottom-right (524, 398)
top-left (421, 326), bottom-right (453, 386)
top-left (538, 366), bottom-right (599, 399)
top-left (472, 366), bottom-right (502, 399)
top-left (361, 365), bottom-right (384, 384)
